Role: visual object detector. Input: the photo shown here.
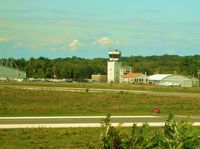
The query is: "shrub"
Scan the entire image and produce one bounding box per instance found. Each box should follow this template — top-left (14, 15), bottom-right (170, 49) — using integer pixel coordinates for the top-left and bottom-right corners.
top-left (101, 114), bottom-right (200, 149)
top-left (152, 115), bottom-right (200, 149)
top-left (85, 88), bottom-right (89, 92)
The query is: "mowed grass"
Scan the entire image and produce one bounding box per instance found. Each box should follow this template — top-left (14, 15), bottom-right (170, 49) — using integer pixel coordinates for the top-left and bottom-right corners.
top-left (1, 81), bottom-right (200, 94)
top-left (0, 127), bottom-right (200, 149)
top-left (0, 128), bottom-right (101, 149)
top-left (0, 87), bottom-right (200, 116)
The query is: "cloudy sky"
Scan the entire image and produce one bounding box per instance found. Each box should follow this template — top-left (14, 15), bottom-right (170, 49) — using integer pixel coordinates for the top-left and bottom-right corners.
top-left (0, 0), bottom-right (200, 59)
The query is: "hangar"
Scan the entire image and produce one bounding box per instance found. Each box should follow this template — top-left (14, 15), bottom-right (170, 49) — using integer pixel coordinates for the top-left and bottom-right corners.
top-left (0, 60), bottom-right (26, 81)
top-left (149, 74), bottom-right (196, 87)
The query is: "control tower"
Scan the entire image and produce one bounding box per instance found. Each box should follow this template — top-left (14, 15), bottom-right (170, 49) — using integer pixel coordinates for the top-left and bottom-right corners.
top-left (107, 50), bottom-right (122, 83)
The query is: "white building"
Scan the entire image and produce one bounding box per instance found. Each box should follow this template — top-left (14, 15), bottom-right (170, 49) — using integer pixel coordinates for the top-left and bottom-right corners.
top-left (107, 50), bottom-right (122, 83)
top-left (190, 77), bottom-right (199, 87)
top-left (0, 65), bottom-right (26, 80)
top-left (121, 72), bottom-right (149, 84)
top-left (149, 74), bottom-right (193, 87)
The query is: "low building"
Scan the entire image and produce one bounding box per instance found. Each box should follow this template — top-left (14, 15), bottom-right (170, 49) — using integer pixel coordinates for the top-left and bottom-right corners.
top-left (91, 74), bottom-right (107, 83)
top-left (149, 74), bottom-right (193, 87)
top-left (121, 72), bottom-right (149, 84)
top-left (0, 65), bottom-right (26, 80)
top-left (190, 77), bottom-right (199, 87)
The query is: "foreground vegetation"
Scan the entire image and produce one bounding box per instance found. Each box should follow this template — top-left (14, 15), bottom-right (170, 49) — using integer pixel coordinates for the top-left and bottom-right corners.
top-left (0, 127), bottom-right (101, 149)
top-left (101, 114), bottom-right (200, 148)
top-left (0, 115), bottom-right (199, 149)
top-left (0, 86), bottom-right (200, 116)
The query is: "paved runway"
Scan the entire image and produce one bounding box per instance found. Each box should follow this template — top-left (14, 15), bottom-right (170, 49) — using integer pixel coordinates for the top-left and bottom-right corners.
top-left (0, 116), bottom-right (199, 129)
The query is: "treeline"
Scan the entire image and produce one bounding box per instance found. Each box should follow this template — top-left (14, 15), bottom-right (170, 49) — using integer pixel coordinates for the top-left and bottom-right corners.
top-left (1, 56), bottom-right (107, 80)
top-left (1, 55), bottom-right (200, 79)
top-left (121, 55), bottom-right (200, 77)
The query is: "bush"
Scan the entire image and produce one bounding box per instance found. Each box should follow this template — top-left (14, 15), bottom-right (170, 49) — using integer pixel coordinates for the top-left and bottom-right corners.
top-left (101, 114), bottom-right (200, 149)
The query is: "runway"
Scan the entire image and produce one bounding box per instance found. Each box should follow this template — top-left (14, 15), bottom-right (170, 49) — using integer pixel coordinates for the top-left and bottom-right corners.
top-left (0, 115), bottom-right (199, 129)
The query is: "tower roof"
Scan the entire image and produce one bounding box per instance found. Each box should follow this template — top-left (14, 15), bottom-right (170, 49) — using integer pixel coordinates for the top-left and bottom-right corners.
top-left (108, 49), bottom-right (121, 61)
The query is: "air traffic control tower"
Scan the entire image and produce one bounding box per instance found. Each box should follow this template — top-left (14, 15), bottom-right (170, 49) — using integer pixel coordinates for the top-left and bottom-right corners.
top-left (107, 50), bottom-right (122, 83)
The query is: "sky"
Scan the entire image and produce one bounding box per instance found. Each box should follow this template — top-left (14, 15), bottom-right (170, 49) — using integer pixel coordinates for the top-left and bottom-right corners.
top-left (0, 0), bottom-right (200, 59)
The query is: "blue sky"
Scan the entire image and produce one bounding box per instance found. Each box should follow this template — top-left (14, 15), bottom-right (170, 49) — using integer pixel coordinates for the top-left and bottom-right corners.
top-left (0, 0), bottom-right (200, 59)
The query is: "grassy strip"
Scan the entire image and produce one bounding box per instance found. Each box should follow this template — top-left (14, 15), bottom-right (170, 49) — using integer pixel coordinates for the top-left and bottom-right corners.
top-left (0, 128), bottom-right (101, 149)
top-left (0, 87), bottom-right (200, 116)
top-left (0, 127), bottom-right (199, 149)
top-left (1, 81), bottom-right (200, 94)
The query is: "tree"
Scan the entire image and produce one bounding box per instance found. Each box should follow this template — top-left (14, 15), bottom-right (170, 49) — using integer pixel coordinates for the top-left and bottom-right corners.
top-left (101, 114), bottom-right (200, 149)
top-left (2, 55), bottom-right (200, 79)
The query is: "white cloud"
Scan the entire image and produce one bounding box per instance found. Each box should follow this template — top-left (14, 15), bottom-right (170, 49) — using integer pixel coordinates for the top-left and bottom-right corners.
top-left (113, 40), bottom-right (129, 45)
top-left (50, 46), bottom-right (66, 51)
top-left (0, 36), bottom-right (10, 43)
top-left (44, 38), bottom-right (64, 45)
top-left (97, 37), bottom-right (110, 45)
top-left (12, 42), bottom-right (23, 48)
top-left (68, 39), bottom-right (80, 49)
top-left (164, 49), bottom-right (175, 54)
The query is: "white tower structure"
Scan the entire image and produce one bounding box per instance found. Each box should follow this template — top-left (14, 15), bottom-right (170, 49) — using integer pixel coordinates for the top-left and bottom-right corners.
top-left (107, 50), bottom-right (122, 83)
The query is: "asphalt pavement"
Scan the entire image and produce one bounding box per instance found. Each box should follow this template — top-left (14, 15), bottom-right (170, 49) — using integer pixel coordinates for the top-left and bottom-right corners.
top-left (0, 116), bottom-right (199, 129)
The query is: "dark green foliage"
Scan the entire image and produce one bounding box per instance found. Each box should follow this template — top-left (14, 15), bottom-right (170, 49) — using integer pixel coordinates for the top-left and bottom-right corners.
top-left (101, 114), bottom-right (153, 149)
top-left (2, 55), bottom-right (200, 79)
top-left (153, 115), bottom-right (200, 149)
top-left (101, 114), bottom-right (200, 149)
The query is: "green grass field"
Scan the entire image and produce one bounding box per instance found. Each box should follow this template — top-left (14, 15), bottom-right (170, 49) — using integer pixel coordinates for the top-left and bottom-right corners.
top-left (0, 127), bottom-right (199, 149)
top-left (0, 128), bottom-right (101, 149)
top-left (0, 82), bottom-right (200, 148)
top-left (0, 85), bottom-right (200, 116)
